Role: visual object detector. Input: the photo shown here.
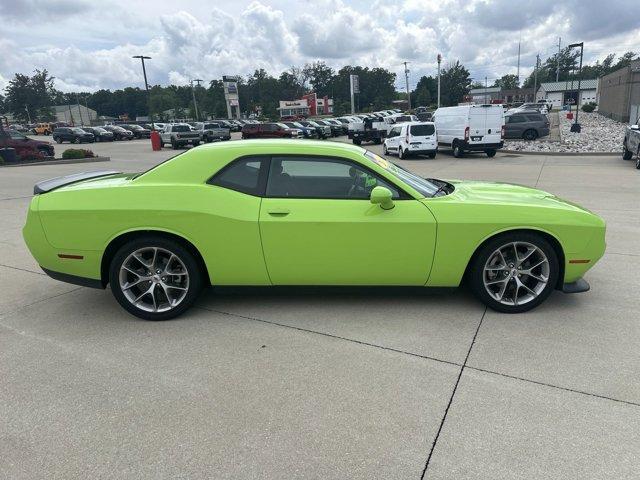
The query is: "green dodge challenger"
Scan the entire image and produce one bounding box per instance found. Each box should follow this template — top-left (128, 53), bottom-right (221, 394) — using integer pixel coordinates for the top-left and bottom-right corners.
top-left (23, 140), bottom-right (606, 320)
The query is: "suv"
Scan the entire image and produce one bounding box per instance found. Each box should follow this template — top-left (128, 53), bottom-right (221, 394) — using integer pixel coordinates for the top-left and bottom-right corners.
top-left (103, 125), bottom-right (134, 140)
top-left (160, 124), bottom-right (200, 149)
top-left (383, 122), bottom-right (437, 159)
top-left (0, 127), bottom-right (55, 159)
top-left (120, 124), bottom-right (151, 139)
top-left (283, 122), bottom-right (317, 139)
top-left (241, 123), bottom-right (300, 139)
top-left (298, 120), bottom-right (331, 139)
top-left (81, 126), bottom-right (114, 142)
top-left (504, 111), bottom-right (550, 140)
top-left (52, 127), bottom-right (95, 144)
top-left (193, 122), bottom-right (231, 143)
top-left (622, 119), bottom-right (640, 169)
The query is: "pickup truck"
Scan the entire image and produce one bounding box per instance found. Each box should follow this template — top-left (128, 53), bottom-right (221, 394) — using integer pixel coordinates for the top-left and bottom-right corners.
top-left (622, 120), bottom-right (640, 169)
top-left (348, 116), bottom-right (393, 145)
top-left (0, 126), bottom-right (55, 159)
top-left (193, 122), bottom-right (231, 143)
top-left (160, 124), bottom-right (201, 149)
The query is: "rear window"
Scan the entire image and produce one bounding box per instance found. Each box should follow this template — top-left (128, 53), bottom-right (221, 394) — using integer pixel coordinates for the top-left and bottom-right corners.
top-left (172, 125), bottom-right (191, 132)
top-left (204, 123), bottom-right (219, 129)
top-left (410, 124), bottom-right (435, 136)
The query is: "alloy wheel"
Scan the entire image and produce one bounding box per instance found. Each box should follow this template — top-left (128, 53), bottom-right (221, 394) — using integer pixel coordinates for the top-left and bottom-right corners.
top-left (483, 241), bottom-right (550, 306)
top-left (118, 247), bottom-right (189, 313)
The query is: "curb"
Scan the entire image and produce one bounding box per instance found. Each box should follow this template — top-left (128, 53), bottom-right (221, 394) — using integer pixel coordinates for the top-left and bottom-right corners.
top-left (501, 149), bottom-right (619, 157)
top-left (0, 156), bottom-right (111, 168)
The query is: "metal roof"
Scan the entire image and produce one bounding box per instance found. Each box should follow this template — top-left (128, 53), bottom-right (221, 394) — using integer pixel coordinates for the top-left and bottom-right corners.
top-left (469, 87), bottom-right (501, 94)
top-left (538, 79), bottom-right (598, 92)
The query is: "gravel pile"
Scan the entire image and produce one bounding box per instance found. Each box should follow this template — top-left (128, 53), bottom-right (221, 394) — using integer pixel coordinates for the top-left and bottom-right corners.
top-left (504, 112), bottom-right (626, 153)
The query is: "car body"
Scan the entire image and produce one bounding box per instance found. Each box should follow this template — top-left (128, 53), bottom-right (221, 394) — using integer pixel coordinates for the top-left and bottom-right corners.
top-left (193, 122), bottom-right (231, 143)
top-left (52, 127), bottom-right (95, 144)
top-left (283, 122), bottom-right (317, 139)
top-left (433, 104), bottom-right (504, 157)
top-left (120, 124), bottom-right (151, 139)
top-left (160, 124), bottom-right (201, 148)
top-left (241, 123), bottom-right (300, 139)
top-left (103, 125), bottom-right (134, 140)
top-left (622, 118), bottom-right (640, 169)
top-left (503, 111), bottom-right (550, 140)
top-left (33, 123), bottom-right (55, 135)
top-left (299, 120), bottom-right (331, 139)
top-left (514, 103), bottom-right (549, 115)
top-left (81, 127), bottom-right (115, 142)
top-left (315, 119), bottom-right (343, 137)
top-left (9, 124), bottom-right (28, 132)
top-left (0, 128), bottom-right (55, 158)
top-left (23, 140), bottom-right (605, 320)
top-left (384, 122), bottom-right (437, 158)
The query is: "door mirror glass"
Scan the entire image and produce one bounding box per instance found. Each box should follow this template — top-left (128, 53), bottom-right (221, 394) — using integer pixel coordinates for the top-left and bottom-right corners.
top-left (370, 186), bottom-right (394, 210)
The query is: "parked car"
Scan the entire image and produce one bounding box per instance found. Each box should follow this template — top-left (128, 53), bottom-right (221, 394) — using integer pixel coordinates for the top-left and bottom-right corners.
top-left (103, 125), bottom-right (134, 140)
top-left (120, 124), bottom-right (151, 139)
top-left (503, 111), bottom-right (550, 140)
top-left (8, 124), bottom-right (28, 132)
top-left (0, 127), bottom-right (55, 158)
top-left (160, 124), bottom-right (200, 149)
top-left (24, 140), bottom-right (606, 320)
top-left (33, 123), bottom-right (54, 135)
top-left (193, 122), bottom-right (231, 142)
top-left (298, 120), bottom-right (331, 139)
top-left (511, 103), bottom-right (549, 115)
top-left (283, 122), bottom-right (317, 139)
top-left (81, 127), bottom-right (114, 142)
top-left (52, 127), bottom-right (95, 144)
top-left (432, 104), bottom-right (504, 157)
top-left (383, 122), bottom-right (437, 159)
top-left (622, 118), bottom-right (640, 169)
top-left (241, 123), bottom-right (300, 139)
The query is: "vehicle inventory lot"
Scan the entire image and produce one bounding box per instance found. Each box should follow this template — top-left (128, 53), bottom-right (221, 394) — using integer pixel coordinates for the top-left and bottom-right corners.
top-left (1, 138), bottom-right (640, 479)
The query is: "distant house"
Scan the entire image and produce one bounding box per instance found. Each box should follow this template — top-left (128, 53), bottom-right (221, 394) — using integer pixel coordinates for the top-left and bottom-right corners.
top-left (597, 59), bottom-right (640, 123)
top-left (53, 105), bottom-right (97, 125)
top-left (536, 80), bottom-right (598, 108)
top-left (499, 87), bottom-right (535, 104)
top-left (468, 86), bottom-right (501, 104)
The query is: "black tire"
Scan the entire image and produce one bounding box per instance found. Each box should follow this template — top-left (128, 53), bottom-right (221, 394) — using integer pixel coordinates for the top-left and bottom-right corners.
top-left (193, 141), bottom-right (200, 147)
top-left (636, 155), bottom-right (640, 170)
top-left (398, 147), bottom-right (406, 159)
top-left (383, 144), bottom-right (388, 155)
top-left (468, 232), bottom-right (559, 314)
top-left (171, 139), bottom-right (178, 149)
top-left (623, 143), bottom-right (633, 160)
top-left (428, 152), bottom-right (436, 159)
top-left (485, 149), bottom-right (497, 157)
top-left (453, 141), bottom-right (464, 158)
top-left (73, 137), bottom-right (81, 144)
top-left (55, 137), bottom-right (62, 144)
top-left (374, 138), bottom-right (382, 145)
top-left (523, 129), bottom-right (538, 141)
top-left (353, 139), bottom-right (361, 145)
top-left (109, 235), bottom-right (204, 321)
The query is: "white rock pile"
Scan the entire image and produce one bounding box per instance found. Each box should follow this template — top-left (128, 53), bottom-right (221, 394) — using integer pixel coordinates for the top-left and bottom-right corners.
top-left (504, 112), bottom-right (626, 153)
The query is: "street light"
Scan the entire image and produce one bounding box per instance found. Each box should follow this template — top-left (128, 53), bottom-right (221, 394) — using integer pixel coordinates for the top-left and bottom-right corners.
top-left (190, 79), bottom-right (203, 121)
top-left (568, 42), bottom-right (583, 133)
top-left (132, 55), bottom-right (154, 130)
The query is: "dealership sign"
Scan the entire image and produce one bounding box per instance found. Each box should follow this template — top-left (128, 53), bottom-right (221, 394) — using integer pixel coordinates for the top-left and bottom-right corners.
top-left (279, 100), bottom-right (308, 109)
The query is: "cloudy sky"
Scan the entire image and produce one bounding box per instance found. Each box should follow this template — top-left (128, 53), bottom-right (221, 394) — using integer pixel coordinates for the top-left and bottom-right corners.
top-left (1, 0), bottom-right (639, 93)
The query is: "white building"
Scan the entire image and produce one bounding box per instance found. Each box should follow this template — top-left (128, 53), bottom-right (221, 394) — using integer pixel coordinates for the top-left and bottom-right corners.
top-left (536, 79), bottom-right (598, 108)
top-left (53, 104), bottom-right (98, 125)
top-left (468, 86), bottom-right (501, 104)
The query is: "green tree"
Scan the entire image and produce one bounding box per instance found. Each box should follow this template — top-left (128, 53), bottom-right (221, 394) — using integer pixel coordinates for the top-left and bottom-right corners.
top-left (412, 75), bottom-right (436, 107)
top-left (303, 61), bottom-right (334, 96)
top-left (4, 69), bottom-right (57, 121)
top-left (493, 74), bottom-right (519, 89)
top-left (439, 61), bottom-right (472, 106)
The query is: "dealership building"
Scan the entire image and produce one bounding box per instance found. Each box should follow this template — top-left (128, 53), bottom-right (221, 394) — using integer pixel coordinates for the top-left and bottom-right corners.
top-left (278, 93), bottom-right (333, 118)
top-left (536, 79), bottom-right (598, 108)
top-left (597, 60), bottom-right (640, 123)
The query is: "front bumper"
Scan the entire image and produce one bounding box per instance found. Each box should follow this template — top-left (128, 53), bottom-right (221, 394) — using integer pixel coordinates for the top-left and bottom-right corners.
top-left (562, 278), bottom-right (590, 294)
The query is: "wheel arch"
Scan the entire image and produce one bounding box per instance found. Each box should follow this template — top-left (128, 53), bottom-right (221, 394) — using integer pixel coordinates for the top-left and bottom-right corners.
top-left (100, 229), bottom-right (210, 287)
top-left (463, 227), bottom-right (565, 289)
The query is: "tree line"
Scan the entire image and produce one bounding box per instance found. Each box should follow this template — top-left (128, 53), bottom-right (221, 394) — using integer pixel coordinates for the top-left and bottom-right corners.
top-left (1, 51), bottom-right (636, 123)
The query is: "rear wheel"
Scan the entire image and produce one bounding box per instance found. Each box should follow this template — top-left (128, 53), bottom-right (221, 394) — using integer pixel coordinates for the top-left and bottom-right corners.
top-left (109, 236), bottom-right (204, 320)
top-left (468, 232), bottom-right (559, 313)
top-left (485, 149), bottom-right (497, 157)
top-left (352, 138), bottom-right (361, 145)
top-left (636, 150), bottom-right (640, 169)
top-left (623, 142), bottom-right (633, 160)
top-left (428, 152), bottom-right (436, 159)
top-left (192, 141), bottom-right (200, 147)
top-left (523, 129), bottom-right (538, 141)
top-left (453, 141), bottom-right (464, 158)
top-left (171, 139), bottom-right (178, 149)
top-left (55, 137), bottom-right (62, 144)
top-left (383, 144), bottom-right (388, 155)
top-left (398, 147), bottom-right (406, 159)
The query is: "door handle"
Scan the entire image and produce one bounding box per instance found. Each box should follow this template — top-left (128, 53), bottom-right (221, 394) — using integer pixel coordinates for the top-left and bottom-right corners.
top-left (267, 209), bottom-right (290, 216)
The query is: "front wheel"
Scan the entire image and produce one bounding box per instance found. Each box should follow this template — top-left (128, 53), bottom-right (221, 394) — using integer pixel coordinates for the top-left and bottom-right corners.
top-left (523, 129), bottom-right (538, 141)
top-left (468, 232), bottom-right (559, 313)
top-left (453, 142), bottom-right (464, 158)
top-left (636, 155), bottom-right (640, 170)
top-left (109, 236), bottom-right (204, 320)
top-left (398, 147), bottom-right (406, 159)
top-left (623, 144), bottom-right (633, 160)
top-left (383, 144), bottom-right (388, 155)
top-left (352, 139), bottom-right (361, 145)
top-left (428, 152), bottom-right (436, 159)
top-left (485, 149), bottom-right (497, 157)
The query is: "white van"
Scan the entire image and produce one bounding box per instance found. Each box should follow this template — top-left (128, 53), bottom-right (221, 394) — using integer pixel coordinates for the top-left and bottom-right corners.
top-left (383, 121), bottom-right (437, 159)
top-left (432, 104), bottom-right (504, 157)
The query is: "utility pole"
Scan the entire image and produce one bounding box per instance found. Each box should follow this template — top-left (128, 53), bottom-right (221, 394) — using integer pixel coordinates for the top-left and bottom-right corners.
top-left (484, 76), bottom-right (488, 104)
top-left (132, 55), bottom-right (154, 130)
top-left (190, 78), bottom-right (203, 121)
top-left (533, 54), bottom-right (540, 101)
top-left (24, 105), bottom-right (32, 124)
top-left (556, 37), bottom-right (561, 82)
top-left (437, 54), bottom-right (442, 108)
top-left (516, 39), bottom-right (521, 87)
top-left (403, 61), bottom-right (411, 110)
top-left (75, 93), bottom-right (84, 126)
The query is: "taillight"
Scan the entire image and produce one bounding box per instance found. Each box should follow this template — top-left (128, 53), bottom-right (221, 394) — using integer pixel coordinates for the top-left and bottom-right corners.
top-left (501, 125), bottom-right (505, 139)
top-left (464, 126), bottom-right (469, 141)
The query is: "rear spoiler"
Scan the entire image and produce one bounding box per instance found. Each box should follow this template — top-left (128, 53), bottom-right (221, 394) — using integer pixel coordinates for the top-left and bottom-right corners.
top-left (34, 170), bottom-right (121, 195)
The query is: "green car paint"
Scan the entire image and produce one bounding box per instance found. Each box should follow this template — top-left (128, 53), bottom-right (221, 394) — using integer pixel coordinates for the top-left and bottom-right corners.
top-left (23, 139), bottom-right (606, 292)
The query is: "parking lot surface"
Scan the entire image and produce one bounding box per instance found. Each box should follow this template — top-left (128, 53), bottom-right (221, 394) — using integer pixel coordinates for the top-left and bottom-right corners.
top-left (1, 136), bottom-right (639, 479)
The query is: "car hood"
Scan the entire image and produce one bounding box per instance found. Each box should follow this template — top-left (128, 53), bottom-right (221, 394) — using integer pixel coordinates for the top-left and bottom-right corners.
top-left (445, 179), bottom-right (593, 213)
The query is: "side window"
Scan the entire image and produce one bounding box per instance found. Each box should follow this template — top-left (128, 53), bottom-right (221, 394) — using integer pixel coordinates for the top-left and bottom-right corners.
top-left (266, 156), bottom-right (400, 199)
top-left (208, 157), bottom-right (266, 196)
top-left (509, 115), bottom-right (525, 123)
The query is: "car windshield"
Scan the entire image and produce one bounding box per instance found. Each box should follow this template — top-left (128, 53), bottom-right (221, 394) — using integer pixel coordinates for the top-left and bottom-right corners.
top-left (204, 123), bottom-right (219, 129)
top-left (172, 125), bottom-right (191, 132)
top-left (363, 151), bottom-right (440, 197)
top-left (72, 128), bottom-right (86, 133)
top-left (130, 125), bottom-right (142, 130)
top-left (277, 123), bottom-right (289, 129)
top-left (8, 130), bottom-right (27, 139)
top-left (292, 122), bottom-right (304, 128)
top-left (93, 127), bottom-right (107, 133)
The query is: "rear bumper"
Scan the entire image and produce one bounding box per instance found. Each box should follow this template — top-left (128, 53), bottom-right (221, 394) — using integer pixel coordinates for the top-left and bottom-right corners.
top-left (462, 141), bottom-right (504, 151)
top-left (561, 278), bottom-right (590, 294)
top-left (41, 267), bottom-right (104, 289)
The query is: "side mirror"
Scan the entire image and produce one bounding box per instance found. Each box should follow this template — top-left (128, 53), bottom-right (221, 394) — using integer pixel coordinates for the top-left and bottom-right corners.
top-left (631, 125), bottom-right (639, 131)
top-left (370, 186), bottom-right (394, 210)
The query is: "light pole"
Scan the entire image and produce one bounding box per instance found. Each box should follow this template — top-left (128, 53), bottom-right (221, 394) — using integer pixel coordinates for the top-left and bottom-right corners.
top-left (132, 55), bottom-right (154, 130)
top-left (437, 54), bottom-right (442, 108)
top-left (568, 42), bottom-right (584, 133)
top-left (190, 78), bottom-right (203, 121)
top-left (403, 62), bottom-right (411, 110)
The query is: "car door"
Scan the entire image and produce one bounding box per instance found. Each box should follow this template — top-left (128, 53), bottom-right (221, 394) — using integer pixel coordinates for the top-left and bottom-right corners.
top-left (259, 155), bottom-right (437, 285)
top-left (386, 127), bottom-right (401, 151)
top-left (505, 114), bottom-right (525, 138)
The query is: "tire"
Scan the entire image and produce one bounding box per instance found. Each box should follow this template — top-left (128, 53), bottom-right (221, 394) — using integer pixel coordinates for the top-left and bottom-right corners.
top-left (636, 152), bottom-right (640, 170)
top-left (428, 152), bottom-right (436, 159)
top-left (383, 144), bottom-right (388, 155)
top-left (109, 236), bottom-right (204, 320)
top-left (453, 141), bottom-right (464, 158)
top-left (192, 141), bottom-right (200, 147)
top-left (374, 138), bottom-right (382, 145)
top-left (73, 137), bottom-right (81, 144)
top-left (468, 232), bottom-right (559, 314)
top-left (55, 137), bottom-right (62, 144)
top-left (523, 129), bottom-right (538, 141)
top-left (623, 143), bottom-right (633, 160)
top-left (353, 139), bottom-right (361, 145)
top-left (485, 149), bottom-right (497, 157)
top-left (171, 139), bottom-right (178, 149)
top-left (398, 147), bottom-right (406, 159)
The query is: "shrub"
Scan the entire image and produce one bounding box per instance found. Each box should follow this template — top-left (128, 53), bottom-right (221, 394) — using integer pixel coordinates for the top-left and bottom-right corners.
top-left (581, 102), bottom-right (597, 113)
top-left (62, 148), bottom-right (95, 159)
top-left (20, 151), bottom-right (45, 162)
